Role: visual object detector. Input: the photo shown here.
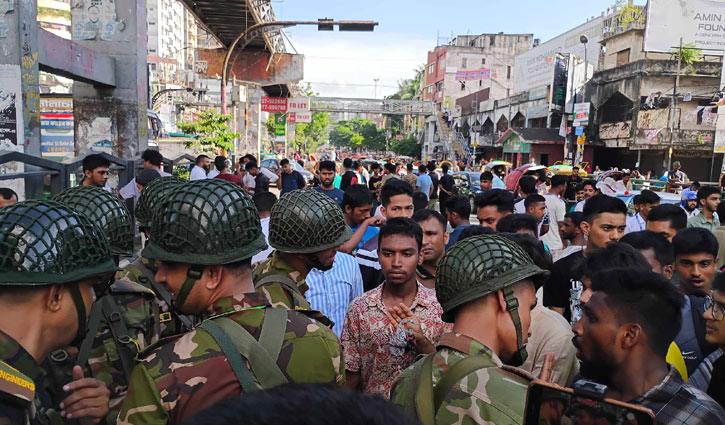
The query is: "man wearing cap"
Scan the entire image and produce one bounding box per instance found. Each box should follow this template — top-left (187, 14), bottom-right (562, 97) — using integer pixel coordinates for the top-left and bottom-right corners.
top-left (0, 201), bottom-right (117, 424)
top-left (118, 180), bottom-right (343, 425)
top-left (253, 189), bottom-right (351, 316)
top-left (390, 235), bottom-right (550, 425)
top-left (682, 190), bottom-right (700, 219)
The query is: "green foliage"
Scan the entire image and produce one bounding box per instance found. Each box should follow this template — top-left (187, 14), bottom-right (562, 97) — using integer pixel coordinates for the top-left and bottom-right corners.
top-left (290, 83), bottom-right (330, 153)
top-left (177, 110), bottom-right (240, 153)
top-left (173, 165), bottom-right (190, 179)
top-left (329, 118), bottom-right (386, 151)
top-left (264, 115), bottom-right (276, 139)
top-left (671, 42), bottom-right (702, 66)
top-left (611, 0), bottom-right (641, 27)
top-left (391, 136), bottom-right (421, 158)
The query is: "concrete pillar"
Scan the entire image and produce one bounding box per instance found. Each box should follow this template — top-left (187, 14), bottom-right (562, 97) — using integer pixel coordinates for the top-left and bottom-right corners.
top-left (0, 0), bottom-right (41, 198)
top-left (72, 0), bottom-right (148, 159)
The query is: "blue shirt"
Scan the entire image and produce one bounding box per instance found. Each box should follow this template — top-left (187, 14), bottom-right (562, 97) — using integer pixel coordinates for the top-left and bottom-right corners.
top-left (492, 175), bottom-right (506, 189)
top-left (349, 224), bottom-right (379, 252)
top-left (416, 173), bottom-right (433, 201)
top-left (306, 252), bottom-right (363, 337)
top-left (281, 170), bottom-right (305, 194)
top-left (314, 186), bottom-right (345, 206)
top-left (446, 224), bottom-right (473, 249)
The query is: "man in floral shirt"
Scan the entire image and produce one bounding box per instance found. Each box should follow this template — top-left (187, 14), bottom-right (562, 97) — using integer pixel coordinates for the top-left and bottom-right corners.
top-left (342, 218), bottom-right (451, 398)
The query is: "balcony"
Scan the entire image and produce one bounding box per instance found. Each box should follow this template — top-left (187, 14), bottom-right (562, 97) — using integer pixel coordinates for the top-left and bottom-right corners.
top-left (601, 6), bottom-right (646, 41)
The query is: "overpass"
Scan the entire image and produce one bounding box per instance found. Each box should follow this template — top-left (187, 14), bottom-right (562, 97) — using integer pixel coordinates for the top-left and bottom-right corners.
top-left (310, 98), bottom-right (434, 116)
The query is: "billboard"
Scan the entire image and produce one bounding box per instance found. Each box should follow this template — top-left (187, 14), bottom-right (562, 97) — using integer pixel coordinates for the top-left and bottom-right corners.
top-left (514, 17), bottom-right (603, 93)
top-left (40, 96), bottom-right (74, 160)
top-left (644, 0), bottom-right (725, 52)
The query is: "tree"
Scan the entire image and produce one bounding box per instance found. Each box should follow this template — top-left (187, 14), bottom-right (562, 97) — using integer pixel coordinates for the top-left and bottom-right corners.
top-left (329, 124), bottom-right (353, 147)
top-left (391, 135), bottom-right (421, 158)
top-left (177, 110), bottom-right (240, 153)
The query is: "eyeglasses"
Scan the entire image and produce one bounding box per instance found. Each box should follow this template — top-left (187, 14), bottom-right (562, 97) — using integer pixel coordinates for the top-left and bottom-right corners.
top-left (704, 295), bottom-right (725, 322)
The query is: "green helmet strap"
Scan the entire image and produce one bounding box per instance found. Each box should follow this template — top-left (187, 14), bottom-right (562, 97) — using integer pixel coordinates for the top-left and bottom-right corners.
top-left (174, 266), bottom-right (204, 313)
top-left (68, 282), bottom-right (88, 346)
top-left (503, 286), bottom-right (527, 367)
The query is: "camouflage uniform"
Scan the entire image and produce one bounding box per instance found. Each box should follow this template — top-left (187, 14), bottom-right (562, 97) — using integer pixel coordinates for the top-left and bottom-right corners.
top-left (119, 180), bottom-right (345, 424)
top-left (253, 190), bottom-right (351, 320)
top-left (117, 292), bottom-right (344, 424)
top-left (0, 200), bottom-right (117, 425)
top-left (390, 235), bottom-right (549, 425)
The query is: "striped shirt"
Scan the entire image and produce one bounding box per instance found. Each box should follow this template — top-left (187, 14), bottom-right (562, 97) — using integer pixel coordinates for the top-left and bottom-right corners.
top-left (306, 252), bottom-right (363, 337)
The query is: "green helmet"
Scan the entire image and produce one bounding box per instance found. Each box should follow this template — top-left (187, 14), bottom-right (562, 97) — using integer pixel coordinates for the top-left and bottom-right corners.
top-left (436, 235), bottom-right (549, 366)
top-left (135, 176), bottom-right (185, 228)
top-left (142, 179), bottom-right (266, 265)
top-left (268, 189), bottom-right (352, 254)
top-left (0, 200), bottom-right (117, 344)
top-left (0, 200), bottom-right (116, 285)
top-left (53, 186), bottom-right (134, 256)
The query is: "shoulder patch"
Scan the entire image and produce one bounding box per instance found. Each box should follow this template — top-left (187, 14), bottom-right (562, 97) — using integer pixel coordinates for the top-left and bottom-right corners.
top-left (0, 361), bottom-right (34, 406)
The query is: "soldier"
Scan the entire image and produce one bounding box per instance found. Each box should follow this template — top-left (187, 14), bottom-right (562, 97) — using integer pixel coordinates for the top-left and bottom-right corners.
top-left (0, 200), bottom-right (117, 424)
top-left (253, 189), bottom-right (351, 316)
top-left (390, 235), bottom-right (550, 425)
top-left (117, 176), bottom-right (195, 339)
top-left (49, 185), bottom-right (160, 422)
top-left (118, 179), bottom-right (344, 425)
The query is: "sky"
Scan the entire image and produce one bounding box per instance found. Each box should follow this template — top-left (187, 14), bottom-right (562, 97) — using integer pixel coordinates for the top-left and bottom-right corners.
top-left (274, 0), bottom-right (645, 99)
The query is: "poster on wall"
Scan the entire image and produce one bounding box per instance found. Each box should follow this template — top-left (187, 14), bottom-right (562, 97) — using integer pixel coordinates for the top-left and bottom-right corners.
top-left (41, 97), bottom-right (74, 161)
top-left (71, 0), bottom-right (119, 41)
top-left (0, 65), bottom-right (23, 150)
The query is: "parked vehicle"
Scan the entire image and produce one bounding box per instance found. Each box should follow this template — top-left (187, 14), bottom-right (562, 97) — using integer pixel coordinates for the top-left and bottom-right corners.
top-left (260, 158), bottom-right (314, 185)
top-left (453, 171), bottom-right (483, 211)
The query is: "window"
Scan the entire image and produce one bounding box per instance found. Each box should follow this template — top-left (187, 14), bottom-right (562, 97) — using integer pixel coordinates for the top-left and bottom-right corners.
top-left (479, 80), bottom-right (482, 87)
top-left (427, 86), bottom-right (433, 94)
top-left (507, 66), bottom-right (512, 79)
top-left (428, 64), bottom-right (434, 75)
top-left (616, 49), bottom-right (630, 67)
top-left (482, 58), bottom-right (486, 65)
top-left (490, 37), bottom-right (495, 46)
top-left (461, 58), bottom-right (467, 69)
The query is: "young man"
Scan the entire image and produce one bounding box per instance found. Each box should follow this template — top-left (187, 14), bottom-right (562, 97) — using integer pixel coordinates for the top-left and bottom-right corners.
top-left (672, 228), bottom-right (720, 376)
top-left (412, 209), bottom-right (449, 289)
top-left (342, 218), bottom-right (449, 398)
top-left (251, 191), bottom-right (277, 264)
top-left (565, 166), bottom-right (583, 200)
top-left (573, 179), bottom-right (598, 212)
top-left (246, 161), bottom-right (269, 194)
top-left (513, 175), bottom-right (537, 214)
top-left (207, 156), bottom-right (222, 179)
top-left (559, 211), bottom-right (586, 259)
top-left (646, 203), bottom-right (688, 242)
top-left (689, 186), bottom-right (721, 231)
top-left (541, 175), bottom-right (568, 259)
top-left (391, 235), bottom-right (549, 424)
top-left (82, 153), bottom-right (111, 189)
top-left (340, 185), bottom-right (384, 253)
top-left (496, 214), bottom-right (539, 238)
top-left (475, 189), bottom-right (515, 230)
top-left (479, 171), bottom-right (493, 192)
top-left (381, 162), bottom-right (399, 186)
top-left (189, 154), bottom-right (210, 180)
top-left (341, 158), bottom-right (358, 191)
top-left (689, 273), bottom-right (725, 407)
top-left (572, 268), bottom-right (725, 424)
top-left (682, 191), bottom-right (700, 219)
top-left (213, 156), bottom-right (243, 186)
top-left (0, 187), bottom-right (17, 209)
top-left (544, 194), bottom-right (627, 323)
top-left (438, 163), bottom-right (455, 217)
top-left (427, 161), bottom-right (439, 209)
top-left (403, 163), bottom-right (417, 190)
top-left (353, 160), bottom-right (368, 187)
top-left (357, 179), bottom-right (415, 291)
top-left (524, 194), bottom-right (547, 237)
top-left (119, 149), bottom-right (171, 199)
top-left (415, 164), bottom-right (433, 202)
top-left (444, 195), bottom-right (472, 249)
top-left (368, 162), bottom-right (384, 202)
top-left (313, 160), bottom-right (344, 206)
top-left (277, 158), bottom-right (306, 194)
top-left (621, 231), bottom-right (675, 279)
top-left (625, 189), bottom-right (660, 234)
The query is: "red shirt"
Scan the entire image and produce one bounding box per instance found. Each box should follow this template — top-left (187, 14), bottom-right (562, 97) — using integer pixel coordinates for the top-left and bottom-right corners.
top-left (214, 173), bottom-right (243, 186)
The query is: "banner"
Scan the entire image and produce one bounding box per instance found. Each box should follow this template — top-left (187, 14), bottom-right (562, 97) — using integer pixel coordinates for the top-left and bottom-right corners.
top-left (454, 69), bottom-right (496, 81)
top-left (274, 114), bottom-right (286, 137)
top-left (645, 0), bottom-right (725, 52)
top-left (293, 112), bottom-right (312, 123)
top-left (262, 97), bottom-right (287, 113)
top-left (573, 103), bottom-right (591, 126)
top-left (287, 97), bottom-right (310, 113)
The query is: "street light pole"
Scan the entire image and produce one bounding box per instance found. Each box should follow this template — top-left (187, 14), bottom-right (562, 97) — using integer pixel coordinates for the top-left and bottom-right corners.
top-left (220, 20), bottom-right (378, 115)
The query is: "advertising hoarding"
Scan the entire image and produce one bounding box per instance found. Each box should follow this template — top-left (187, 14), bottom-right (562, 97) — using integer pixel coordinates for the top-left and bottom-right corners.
top-left (645, 0), bottom-right (725, 52)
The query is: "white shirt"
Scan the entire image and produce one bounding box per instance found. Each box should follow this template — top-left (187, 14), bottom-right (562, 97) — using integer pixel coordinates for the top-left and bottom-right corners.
top-left (683, 207), bottom-right (699, 219)
top-left (207, 170), bottom-right (220, 179)
top-left (540, 194), bottom-right (566, 250)
top-left (625, 213), bottom-right (646, 234)
top-left (514, 199), bottom-right (526, 214)
top-left (243, 173), bottom-right (256, 189)
top-left (189, 166), bottom-right (208, 181)
top-left (118, 169), bottom-right (172, 199)
top-left (559, 244), bottom-right (585, 259)
top-left (252, 216), bottom-right (274, 264)
top-left (574, 200), bottom-right (586, 212)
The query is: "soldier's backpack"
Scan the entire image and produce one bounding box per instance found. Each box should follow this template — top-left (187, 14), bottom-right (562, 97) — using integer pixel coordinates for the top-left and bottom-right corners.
top-left (200, 307), bottom-right (289, 392)
top-left (405, 354), bottom-right (494, 425)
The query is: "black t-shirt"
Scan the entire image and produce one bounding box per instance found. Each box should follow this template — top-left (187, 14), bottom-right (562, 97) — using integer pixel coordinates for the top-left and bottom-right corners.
top-left (341, 170), bottom-right (357, 191)
top-left (369, 175), bottom-right (383, 192)
top-left (543, 250), bottom-right (585, 323)
top-left (429, 171), bottom-right (439, 199)
top-left (255, 173), bottom-right (270, 193)
top-left (439, 174), bottom-right (455, 199)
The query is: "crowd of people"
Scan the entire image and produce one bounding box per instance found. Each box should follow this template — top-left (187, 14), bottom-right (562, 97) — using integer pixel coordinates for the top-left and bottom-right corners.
top-left (2, 150), bottom-right (725, 425)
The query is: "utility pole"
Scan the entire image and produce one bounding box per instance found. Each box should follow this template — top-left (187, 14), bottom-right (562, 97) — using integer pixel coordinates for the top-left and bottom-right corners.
top-left (568, 54), bottom-right (577, 166)
top-left (666, 37), bottom-right (683, 172)
top-left (374, 78), bottom-right (380, 98)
